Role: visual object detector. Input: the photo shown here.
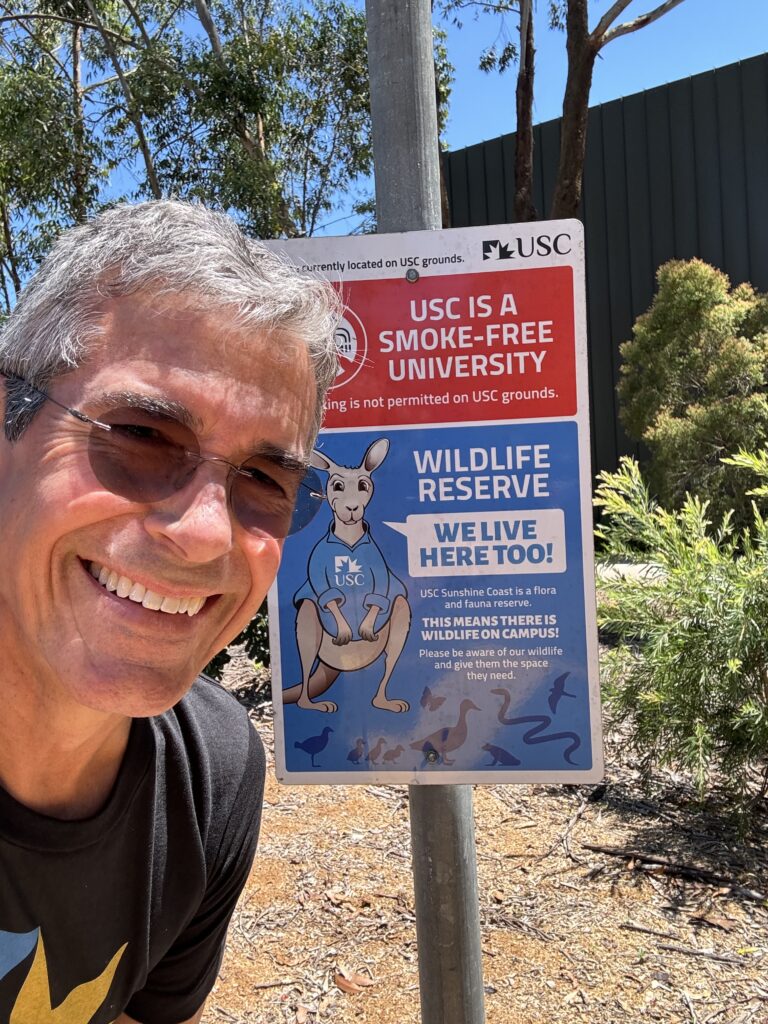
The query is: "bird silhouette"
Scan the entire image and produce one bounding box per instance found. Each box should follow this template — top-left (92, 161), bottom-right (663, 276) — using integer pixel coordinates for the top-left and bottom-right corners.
top-left (548, 672), bottom-right (576, 715)
top-left (382, 744), bottom-right (404, 763)
top-left (366, 737), bottom-right (386, 764)
top-left (482, 742), bottom-right (521, 766)
top-left (491, 688), bottom-right (580, 765)
top-left (420, 685), bottom-right (446, 711)
top-left (410, 699), bottom-right (480, 765)
top-left (294, 726), bottom-right (334, 768)
top-left (346, 737), bottom-right (366, 764)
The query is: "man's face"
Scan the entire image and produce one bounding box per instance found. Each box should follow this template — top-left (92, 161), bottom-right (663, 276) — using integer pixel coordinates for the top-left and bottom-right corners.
top-left (0, 292), bottom-right (316, 717)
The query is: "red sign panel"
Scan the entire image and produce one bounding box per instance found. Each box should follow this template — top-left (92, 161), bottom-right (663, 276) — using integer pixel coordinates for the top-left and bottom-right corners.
top-left (324, 266), bottom-right (576, 429)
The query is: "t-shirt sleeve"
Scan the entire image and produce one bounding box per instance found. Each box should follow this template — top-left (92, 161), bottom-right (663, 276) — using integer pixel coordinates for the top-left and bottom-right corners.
top-left (125, 722), bottom-right (266, 1024)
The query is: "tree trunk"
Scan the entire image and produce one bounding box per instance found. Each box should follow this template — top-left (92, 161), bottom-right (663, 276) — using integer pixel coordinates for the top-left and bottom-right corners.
top-left (71, 25), bottom-right (87, 223)
top-left (0, 201), bottom-right (21, 298)
top-left (550, 0), bottom-right (597, 220)
top-left (513, 0), bottom-right (536, 222)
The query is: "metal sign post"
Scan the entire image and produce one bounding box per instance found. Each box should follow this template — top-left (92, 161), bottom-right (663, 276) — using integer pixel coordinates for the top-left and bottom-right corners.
top-left (365, 3), bottom-right (486, 1022)
top-left (265, 5), bottom-right (603, 1023)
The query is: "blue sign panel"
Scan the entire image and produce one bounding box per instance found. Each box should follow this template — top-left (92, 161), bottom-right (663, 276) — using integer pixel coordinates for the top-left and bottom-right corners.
top-left (267, 222), bottom-right (602, 784)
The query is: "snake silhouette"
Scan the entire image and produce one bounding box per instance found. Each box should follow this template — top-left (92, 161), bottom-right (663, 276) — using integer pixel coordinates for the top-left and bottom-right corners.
top-left (491, 688), bottom-right (581, 765)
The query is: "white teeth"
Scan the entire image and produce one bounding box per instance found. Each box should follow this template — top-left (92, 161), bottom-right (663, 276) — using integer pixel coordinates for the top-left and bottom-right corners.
top-left (88, 562), bottom-right (206, 616)
top-left (142, 590), bottom-right (163, 611)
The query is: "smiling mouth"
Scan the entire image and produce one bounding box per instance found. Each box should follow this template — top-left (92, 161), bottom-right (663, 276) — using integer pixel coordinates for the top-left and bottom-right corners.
top-left (87, 561), bottom-right (208, 616)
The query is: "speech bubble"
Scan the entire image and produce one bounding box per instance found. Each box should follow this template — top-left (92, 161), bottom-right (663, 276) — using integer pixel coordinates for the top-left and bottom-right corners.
top-left (384, 509), bottom-right (566, 577)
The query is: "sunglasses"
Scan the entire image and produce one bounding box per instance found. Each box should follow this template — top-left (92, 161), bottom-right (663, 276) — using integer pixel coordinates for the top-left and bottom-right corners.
top-left (1, 371), bottom-right (325, 538)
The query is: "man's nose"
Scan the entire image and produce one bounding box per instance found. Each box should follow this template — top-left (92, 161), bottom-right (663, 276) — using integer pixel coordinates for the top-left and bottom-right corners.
top-left (143, 469), bottom-right (234, 563)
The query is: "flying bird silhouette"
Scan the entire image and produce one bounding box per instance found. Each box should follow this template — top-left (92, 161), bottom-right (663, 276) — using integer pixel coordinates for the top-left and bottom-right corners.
top-left (420, 686), bottom-right (446, 711)
top-left (548, 672), bottom-right (576, 715)
top-left (294, 726), bottom-right (334, 768)
top-left (410, 700), bottom-right (480, 765)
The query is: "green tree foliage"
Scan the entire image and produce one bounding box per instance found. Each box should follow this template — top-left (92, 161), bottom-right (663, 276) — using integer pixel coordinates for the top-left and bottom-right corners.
top-left (595, 457), bottom-right (768, 816)
top-left (205, 600), bottom-right (270, 680)
top-left (618, 259), bottom-right (768, 530)
top-left (0, 0), bottom-right (374, 306)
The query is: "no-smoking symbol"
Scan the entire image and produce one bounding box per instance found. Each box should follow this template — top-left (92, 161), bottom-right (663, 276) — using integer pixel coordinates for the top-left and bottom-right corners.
top-left (332, 308), bottom-right (368, 390)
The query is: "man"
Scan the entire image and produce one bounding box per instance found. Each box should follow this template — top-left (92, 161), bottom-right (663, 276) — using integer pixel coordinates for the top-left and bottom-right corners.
top-left (0, 201), bottom-right (339, 1023)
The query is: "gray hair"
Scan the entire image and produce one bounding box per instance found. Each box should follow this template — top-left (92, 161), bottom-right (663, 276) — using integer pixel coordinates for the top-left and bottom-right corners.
top-left (0, 200), bottom-right (341, 442)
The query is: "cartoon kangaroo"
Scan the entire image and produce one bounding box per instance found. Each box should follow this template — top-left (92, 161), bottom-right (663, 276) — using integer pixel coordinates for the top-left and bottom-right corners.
top-left (282, 438), bottom-right (411, 713)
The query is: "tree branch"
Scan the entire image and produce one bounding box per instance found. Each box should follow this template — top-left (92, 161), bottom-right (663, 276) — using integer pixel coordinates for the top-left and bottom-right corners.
top-left (589, 0), bottom-right (633, 44)
top-left (83, 0), bottom-right (161, 198)
top-left (0, 12), bottom-right (136, 48)
top-left (601, 0), bottom-right (687, 47)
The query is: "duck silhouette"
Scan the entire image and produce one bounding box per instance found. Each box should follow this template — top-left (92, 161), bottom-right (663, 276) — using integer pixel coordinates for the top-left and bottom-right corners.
top-left (548, 672), bottom-right (576, 715)
top-left (382, 744), bottom-right (404, 764)
top-left (410, 699), bottom-right (480, 765)
top-left (366, 737), bottom-right (386, 764)
top-left (346, 738), bottom-right (366, 764)
top-left (482, 742), bottom-right (521, 766)
top-left (491, 687), bottom-right (580, 765)
top-left (294, 726), bottom-right (334, 768)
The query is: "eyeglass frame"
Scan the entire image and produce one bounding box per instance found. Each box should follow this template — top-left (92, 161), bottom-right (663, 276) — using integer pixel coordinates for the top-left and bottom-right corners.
top-left (0, 369), bottom-right (326, 535)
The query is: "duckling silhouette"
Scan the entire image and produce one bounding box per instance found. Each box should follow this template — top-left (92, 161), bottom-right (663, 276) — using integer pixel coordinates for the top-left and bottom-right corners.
top-left (346, 737), bottom-right (366, 764)
top-left (410, 699), bottom-right (480, 765)
top-left (548, 672), bottom-right (575, 715)
top-left (366, 737), bottom-right (386, 764)
top-left (294, 726), bottom-right (334, 768)
top-left (482, 742), bottom-right (521, 766)
top-left (382, 744), bottom-right (404, 764)
top-left (491, 687), bottom-right (580, 765)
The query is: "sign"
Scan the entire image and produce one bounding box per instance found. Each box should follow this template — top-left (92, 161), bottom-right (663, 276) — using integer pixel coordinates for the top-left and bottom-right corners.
top-left (267, 221), bottom-right (602, 784)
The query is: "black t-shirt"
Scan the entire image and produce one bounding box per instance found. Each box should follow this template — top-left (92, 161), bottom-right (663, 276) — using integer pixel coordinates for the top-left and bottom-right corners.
top-left (0, 675), bottom-right (265, 1024)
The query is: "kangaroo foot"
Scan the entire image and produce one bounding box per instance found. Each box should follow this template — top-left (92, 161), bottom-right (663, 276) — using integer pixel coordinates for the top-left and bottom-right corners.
top-left (372, 695), bottom-right (410, 713)
top-left (297, 696), bottom-right (338, 713)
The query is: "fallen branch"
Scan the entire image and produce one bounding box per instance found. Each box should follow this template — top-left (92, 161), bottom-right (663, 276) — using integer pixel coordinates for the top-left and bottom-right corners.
top-left (582, 844), bottom-right (767, 903)
top-left (658, 943), bottom-right (747, 965)
top-left (620, 921), bottom-right (678, 940)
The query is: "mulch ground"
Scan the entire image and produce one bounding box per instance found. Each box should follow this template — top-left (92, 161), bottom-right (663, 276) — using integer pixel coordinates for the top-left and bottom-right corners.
top-left (202, 648), bottom-right (768, 1024)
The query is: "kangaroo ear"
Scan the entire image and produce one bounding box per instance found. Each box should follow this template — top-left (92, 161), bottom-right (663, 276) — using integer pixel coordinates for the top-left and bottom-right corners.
top-left (363, 437), bottom-right (389, 472)
top-left (310, 449), bottom-right (335, 472)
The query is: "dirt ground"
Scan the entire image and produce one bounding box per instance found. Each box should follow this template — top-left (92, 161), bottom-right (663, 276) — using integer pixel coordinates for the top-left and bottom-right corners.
top-left (203, 651), bottom-right (768, 1024)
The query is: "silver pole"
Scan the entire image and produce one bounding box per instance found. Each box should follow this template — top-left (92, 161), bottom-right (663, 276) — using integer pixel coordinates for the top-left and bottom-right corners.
top-left (365, 3), bottom-right (486, 1021)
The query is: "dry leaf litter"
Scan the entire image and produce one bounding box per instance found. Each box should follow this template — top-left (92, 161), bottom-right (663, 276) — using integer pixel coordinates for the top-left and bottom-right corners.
top-left (202, 646), bottom-right (768, 1024)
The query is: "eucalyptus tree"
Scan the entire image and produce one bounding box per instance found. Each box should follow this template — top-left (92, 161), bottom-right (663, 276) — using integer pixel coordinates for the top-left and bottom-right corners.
top-left (0, 0), bottom-right (372, 310)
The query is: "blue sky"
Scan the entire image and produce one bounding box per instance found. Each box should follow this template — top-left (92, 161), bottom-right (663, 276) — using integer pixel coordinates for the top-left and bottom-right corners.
top-left (440, 0), bottom-right (768, 152)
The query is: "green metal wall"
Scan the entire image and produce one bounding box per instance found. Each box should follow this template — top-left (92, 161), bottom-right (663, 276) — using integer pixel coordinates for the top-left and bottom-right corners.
top-left (444, 53), bottom-right (768, 478)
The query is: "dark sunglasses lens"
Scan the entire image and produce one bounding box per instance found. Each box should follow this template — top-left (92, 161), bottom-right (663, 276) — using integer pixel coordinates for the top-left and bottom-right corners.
top-left (232, 466), bottom-right (324, 539)
top-left (289, 467), bottom-right (325, 536)
top-left (88, 409), bottom-right (199, 502)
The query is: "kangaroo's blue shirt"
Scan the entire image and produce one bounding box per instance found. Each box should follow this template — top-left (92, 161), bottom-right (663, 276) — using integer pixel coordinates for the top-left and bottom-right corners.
top-left (294, 524), bottom-right (407, 639)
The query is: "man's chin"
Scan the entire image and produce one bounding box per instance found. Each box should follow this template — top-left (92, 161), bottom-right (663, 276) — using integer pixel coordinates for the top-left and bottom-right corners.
top-left (68, 656), bottom-right (203, 718)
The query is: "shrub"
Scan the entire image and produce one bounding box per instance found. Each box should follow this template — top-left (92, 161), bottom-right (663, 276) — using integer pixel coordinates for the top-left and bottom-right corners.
top-left (204, 600), bottom-right (271, 681)
top-left (595, 457), bottom-right (768, 816)
top-left (618, 259), bottom-right (768, 530)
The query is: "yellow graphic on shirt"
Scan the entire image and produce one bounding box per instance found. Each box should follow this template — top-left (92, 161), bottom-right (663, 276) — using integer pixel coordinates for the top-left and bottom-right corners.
top-left (10, 934), bottom-right (126, 1024)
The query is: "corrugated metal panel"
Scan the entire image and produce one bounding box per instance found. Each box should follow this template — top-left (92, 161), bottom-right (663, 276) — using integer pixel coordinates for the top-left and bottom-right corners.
top-left (445, 53), bottom-right (768, 477)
